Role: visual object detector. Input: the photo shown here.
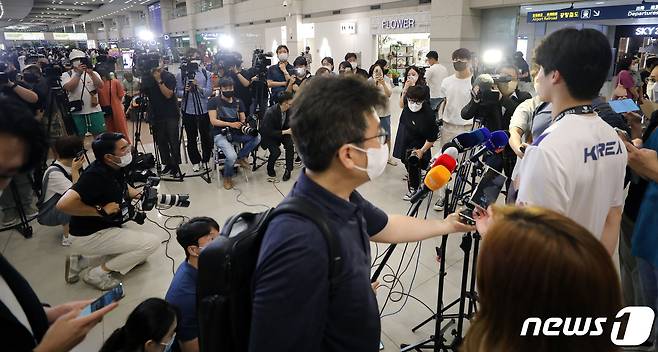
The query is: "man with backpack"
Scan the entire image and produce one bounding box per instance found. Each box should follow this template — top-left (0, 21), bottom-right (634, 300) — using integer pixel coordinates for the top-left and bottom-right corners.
top-left (249, 76), bottom-right (473, 351)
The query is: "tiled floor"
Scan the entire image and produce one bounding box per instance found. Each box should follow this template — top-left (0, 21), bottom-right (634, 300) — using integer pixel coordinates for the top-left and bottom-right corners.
top-left (0, 87), bottom-right (623, 351)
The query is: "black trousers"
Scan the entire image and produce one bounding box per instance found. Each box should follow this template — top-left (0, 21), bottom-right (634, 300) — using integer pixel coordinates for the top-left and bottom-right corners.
top-left (403, 148), bottom-right (430, 191)
top-left (266, 135), bottom-right (294, 176)
top-left (182, 112), bottom-right (212, 164)
top-left (152, 117), bottom-right (181, 167)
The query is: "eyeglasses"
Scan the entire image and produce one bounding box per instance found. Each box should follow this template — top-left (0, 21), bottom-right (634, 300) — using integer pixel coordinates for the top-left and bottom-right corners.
top-left (349, 127), bottom-right (388, 145)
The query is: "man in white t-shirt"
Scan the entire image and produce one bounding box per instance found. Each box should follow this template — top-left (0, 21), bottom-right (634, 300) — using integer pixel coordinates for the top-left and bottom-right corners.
top-left (61, 49), bottom-right (106, 136)
top-left (514, 28), bottom-right (627, 254)
top-left (425, 50), bottom-right (449, 111)
top-left (438, 48), bottom-right (474, 148)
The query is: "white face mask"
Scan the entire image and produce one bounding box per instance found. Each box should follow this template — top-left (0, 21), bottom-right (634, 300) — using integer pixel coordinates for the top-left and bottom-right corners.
top-left (323, 65), bottom-right (333, 71)
top-left (115, 153), bottom-right (133, 168)
top-left (349, 61), bottom-right (357, 69)
top-left (350, 143), bottom-right (388, 180)
top-left (191, 59), bottom-right (201, 65)
top-left (278, 53), bottom-right (289, 62)
top-left (408, 101), bottom-right (423, 112)
top-left (72, 60), bottom-right (81, 68)
top-left (161, 333), bottom-right (176, 352)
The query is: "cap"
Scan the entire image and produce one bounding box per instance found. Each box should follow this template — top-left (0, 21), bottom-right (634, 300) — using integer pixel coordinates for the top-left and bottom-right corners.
top-left (69, 49), bottom-right (86, 61)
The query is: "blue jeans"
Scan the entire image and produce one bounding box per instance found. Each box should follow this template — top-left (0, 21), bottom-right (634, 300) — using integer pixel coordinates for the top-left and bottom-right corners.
top-left (637, 256), bottom-right (658, 343)
top-left (214, 133), bottom-right (261, 177)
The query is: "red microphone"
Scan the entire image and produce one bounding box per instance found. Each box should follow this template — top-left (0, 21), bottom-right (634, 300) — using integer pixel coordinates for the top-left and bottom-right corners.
top-left (431, 154), bottom-right (457, 173)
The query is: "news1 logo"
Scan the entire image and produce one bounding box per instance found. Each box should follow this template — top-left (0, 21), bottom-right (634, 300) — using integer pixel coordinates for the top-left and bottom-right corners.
top-left (520, 307), bottom-right (655, 346)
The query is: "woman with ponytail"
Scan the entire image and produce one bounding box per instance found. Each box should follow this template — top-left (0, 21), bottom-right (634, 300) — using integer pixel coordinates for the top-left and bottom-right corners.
top-left (100, 298), bottom-right (179, 352)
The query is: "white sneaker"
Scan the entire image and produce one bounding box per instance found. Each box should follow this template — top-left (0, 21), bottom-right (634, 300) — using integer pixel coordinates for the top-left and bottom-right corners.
top-left (83, 267), bottom-right (121, 291)
top-left (192, 164), bottom-right (200, 172)
top-left (387, 158), bottom-right (398, 166)
top-left (61, 234), bottom-right (73, 247)
top-left (402, 189), bottom-right (417, 201)
top-left (433, 198), bottom-right (444, 211)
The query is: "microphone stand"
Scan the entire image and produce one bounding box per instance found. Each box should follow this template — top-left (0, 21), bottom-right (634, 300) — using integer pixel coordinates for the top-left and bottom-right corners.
top-left (401, 119), bottom-right (485, 352)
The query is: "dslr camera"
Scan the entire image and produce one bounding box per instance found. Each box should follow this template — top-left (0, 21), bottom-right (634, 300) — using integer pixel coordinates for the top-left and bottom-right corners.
top-left (251, 48), bottom-right (273, 79)
top-left (140, 176), bottom-right (191, 212)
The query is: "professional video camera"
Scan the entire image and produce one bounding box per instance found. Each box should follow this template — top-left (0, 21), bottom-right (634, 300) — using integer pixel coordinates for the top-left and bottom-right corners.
top-left (0, 63), bottom-right (8, 84)
top-left (214, 50), bottom-right (242, 70)
top-left (95, 55), bottom-right (117, 79)
top-left (133, 53), bottom-right (160, 81)
top-left (251, 48), bottom-right (273, 79)
top-left (180, 58), bottom-right (199, 81)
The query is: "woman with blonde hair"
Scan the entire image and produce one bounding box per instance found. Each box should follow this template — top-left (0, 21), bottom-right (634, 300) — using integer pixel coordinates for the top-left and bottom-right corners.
top-left (464, 206), bottom-right (622, 352)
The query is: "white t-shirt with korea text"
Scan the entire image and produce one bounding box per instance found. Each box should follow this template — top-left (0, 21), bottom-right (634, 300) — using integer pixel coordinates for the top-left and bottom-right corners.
top-left (439, 74), bottom-right (472, 126)
top-left (60, 70), bottom-right (103, 115)
top-left (516, 113), bottom-right (627, 239)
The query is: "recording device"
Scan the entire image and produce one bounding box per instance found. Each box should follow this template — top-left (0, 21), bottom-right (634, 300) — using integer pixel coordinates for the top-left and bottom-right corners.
top-left (442, 127), bottom-right (491, 153)
top-left (408, 164), bottom-right (453, 203)
top-left (140, 176), bottom-right (191, 212)
top-left (79, 283), bottom-right (124, 317)
top-left (469, 166), bottom-right (506, 210)
top-left (241, 124), bottom-right (258, 137)
top-left (180, 59), bottom-right (199, 81)
top-left (251, 48), bottom-right (273, 78)
top-left (490, 74), bottom-right (512, 84)
top-left (43, 63), bottom-right (63, 80)
top-left (214, 51), bottom-right (242, 70)
top-left (133, 52), bottom-right (161, 87)
top-left (78, 57), bottom-right (92, 68)
top-left (615, 127), bottom-right (630, 142)
top-left (609, 99), bottom-right (640, 114)
top-left (469, 130), bottom-right (509, 162)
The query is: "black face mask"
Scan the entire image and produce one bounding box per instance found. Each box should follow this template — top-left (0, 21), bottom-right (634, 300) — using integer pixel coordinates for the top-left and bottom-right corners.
top-left (222, 91), bottom-right (234, 98)
top-left (23, 72), bottom-right (40, 84)
top-left (453, 62), bottom-right (469, 72)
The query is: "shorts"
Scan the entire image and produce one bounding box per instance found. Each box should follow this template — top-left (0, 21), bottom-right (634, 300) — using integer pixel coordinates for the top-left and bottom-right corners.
top-left (72, 111), bottom-right (106, 135)
top-left (379, 116), bottom-right (391, 141)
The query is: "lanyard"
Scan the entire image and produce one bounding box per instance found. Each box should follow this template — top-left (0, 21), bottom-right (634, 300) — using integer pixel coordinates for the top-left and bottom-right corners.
top-left (553, 104), bottom-right (593, 123)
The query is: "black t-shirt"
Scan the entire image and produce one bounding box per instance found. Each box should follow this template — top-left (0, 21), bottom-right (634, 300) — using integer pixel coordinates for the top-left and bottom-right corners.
top-left (515, 58), bottom-right (531, 82)
top-left (69, 161), bottom-right (130, 237)
top-left (0, 81), bottom-right (40, 113)
top-left (147, 70), bottom-right (178, 120)
top-left (226, 70), bottom-right (254, 109)
top-left (207, 96), bottom-right (246, 135)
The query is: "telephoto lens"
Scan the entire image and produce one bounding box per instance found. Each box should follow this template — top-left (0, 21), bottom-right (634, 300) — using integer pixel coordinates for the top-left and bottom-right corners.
top-left (159, 194), bottom-right (191, 207)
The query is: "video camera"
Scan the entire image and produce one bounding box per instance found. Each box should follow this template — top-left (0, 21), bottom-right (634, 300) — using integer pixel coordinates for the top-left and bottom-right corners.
top-left (133, 52), bottom-right (161, 87)
top-left (0, 63), bottom-right (8, 85)
top-left (180, 58), bottom-right (199, 81)
top-left (251, 49), bottom-right (272, 79)
top-left (214, 51), bottom-right (242, 70)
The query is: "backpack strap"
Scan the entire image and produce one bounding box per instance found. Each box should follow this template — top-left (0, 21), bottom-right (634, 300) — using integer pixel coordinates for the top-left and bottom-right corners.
top-left (38, 163), bottom-right (71, 205)
top-left (202, 68), bottom-right (208, 81)
top-left (267, 196), bottom-right (343, 288)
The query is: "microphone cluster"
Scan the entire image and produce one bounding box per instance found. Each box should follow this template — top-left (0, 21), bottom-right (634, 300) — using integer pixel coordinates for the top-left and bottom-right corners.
top-left (408, 127), bottom-right (510, 203)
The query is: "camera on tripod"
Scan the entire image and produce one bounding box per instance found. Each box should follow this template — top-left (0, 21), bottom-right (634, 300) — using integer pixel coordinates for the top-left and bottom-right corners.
top-left (133, 52), bottom-right (161, 87)
top-left (214, 51), bottom-right (242, 70)
top-left (180, 59), bottom-right (199, 81)
top-left (251, 49), bottom-right (272, 79)
top-left (140, 176), bottom-right (191, 212)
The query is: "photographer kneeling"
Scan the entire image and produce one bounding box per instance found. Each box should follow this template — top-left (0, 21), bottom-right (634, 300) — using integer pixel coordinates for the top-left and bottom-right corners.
top-left (57, 133), bottom-right (160, 290)
top-left (261, 92), bottom-right (295, 182)
top-left (209, 78), bottom-right (261, 190)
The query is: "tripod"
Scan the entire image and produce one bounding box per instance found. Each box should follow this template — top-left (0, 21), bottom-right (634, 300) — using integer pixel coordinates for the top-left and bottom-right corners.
top-left (181, 81), bottom-right (212, 184)
top-left (249, 78), bottom-right (270, 172)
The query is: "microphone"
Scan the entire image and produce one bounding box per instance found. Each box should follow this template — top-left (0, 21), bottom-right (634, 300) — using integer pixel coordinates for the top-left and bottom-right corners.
top-left (451, 127), bottom-right (491, 152)
top-left (408, 165), bottom-right (452, 203)
top-left (469, 130), bottom-right (509, 162)
top-left (431, 153), bottom-right (457, 172)
top-left (428, 147), bottom-right (458, 170)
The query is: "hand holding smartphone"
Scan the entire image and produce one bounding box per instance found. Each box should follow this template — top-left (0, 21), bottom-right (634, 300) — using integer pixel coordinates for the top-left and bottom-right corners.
top-left (79, 283), bottom-right (124, 317)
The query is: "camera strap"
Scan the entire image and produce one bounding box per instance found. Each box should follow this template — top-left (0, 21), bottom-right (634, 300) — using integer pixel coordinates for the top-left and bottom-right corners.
top-left (553, 104), bottom-right (593, 123)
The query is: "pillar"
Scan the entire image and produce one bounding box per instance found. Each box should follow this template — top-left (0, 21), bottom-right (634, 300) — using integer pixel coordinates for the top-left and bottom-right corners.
top-left (284, 0), bottom-right (303, 59)
top-left (430, 0), bottom-right (481, 69)
top-left (103, 19), bottom-right (114, 43)
top-left (186, 0), bottom-right (199, 48)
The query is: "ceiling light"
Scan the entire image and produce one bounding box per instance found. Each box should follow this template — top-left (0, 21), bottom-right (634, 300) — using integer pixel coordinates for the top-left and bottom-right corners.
top-left (595, 1), bottom-right (604, 4)
top-left (525, 7), bottom-right (532, 10)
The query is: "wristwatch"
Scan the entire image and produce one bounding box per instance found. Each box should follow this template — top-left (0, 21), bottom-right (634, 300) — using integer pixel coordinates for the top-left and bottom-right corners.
top-left (96, 205), bottom-right (108, 217)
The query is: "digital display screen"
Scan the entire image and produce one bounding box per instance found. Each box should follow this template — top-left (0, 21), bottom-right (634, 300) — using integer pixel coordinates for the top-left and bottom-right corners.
top-left (470, 167), bottom-right (507, 209)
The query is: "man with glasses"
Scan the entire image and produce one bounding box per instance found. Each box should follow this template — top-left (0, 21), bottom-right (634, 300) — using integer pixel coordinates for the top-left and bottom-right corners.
top-left (57, 133), bottom-right (160, 290)
top-left (249, 76), bottom-right (473, 352)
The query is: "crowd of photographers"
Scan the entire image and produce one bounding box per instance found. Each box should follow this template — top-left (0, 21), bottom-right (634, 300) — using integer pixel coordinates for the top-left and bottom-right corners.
top-left (2, 24), bottom-right (658, 352)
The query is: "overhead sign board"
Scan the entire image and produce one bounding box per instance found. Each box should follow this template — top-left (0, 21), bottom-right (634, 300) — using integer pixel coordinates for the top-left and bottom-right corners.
top-left (4, 32), bottom-right (45, 41)
top-left (528, 4), bottom-right (658, 23)
top-left (371, 13), bottom-right (430, 35)
top-left (53, 33), bottom-right (88, 41)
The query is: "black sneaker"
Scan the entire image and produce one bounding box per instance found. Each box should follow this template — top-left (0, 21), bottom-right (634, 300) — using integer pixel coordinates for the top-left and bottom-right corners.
top-left (267, 171), bottom-right (277, 182)
top-left (402, 188), bottom-right (417, 201)
top-left (433, 197), bottom-right (444, 211)
top-left (170, 167), bottom-right (183, 180)
top-left (160, 165), bottom-right (173, 175)
top-left (282, 169), bottom-right (291, 181)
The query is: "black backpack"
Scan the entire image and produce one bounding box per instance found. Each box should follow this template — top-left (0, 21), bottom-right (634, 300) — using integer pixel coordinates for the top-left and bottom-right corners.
top-left (197, 197), bottom-right (342, 352)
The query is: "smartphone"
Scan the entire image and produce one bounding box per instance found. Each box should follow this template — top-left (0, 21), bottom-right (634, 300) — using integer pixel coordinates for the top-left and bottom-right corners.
top-left (79, 283), bottom-right (124, 317)
top-left (75, 149), bottom-right (86, 160)
top-left (459, 207), bottom-right (476, 225)
top-left (615, 127), bottom-right (630, 142)
top-left (469, 166), bottom-right (507, 210)
top-left (608, 99), bottom-right (640, 114)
